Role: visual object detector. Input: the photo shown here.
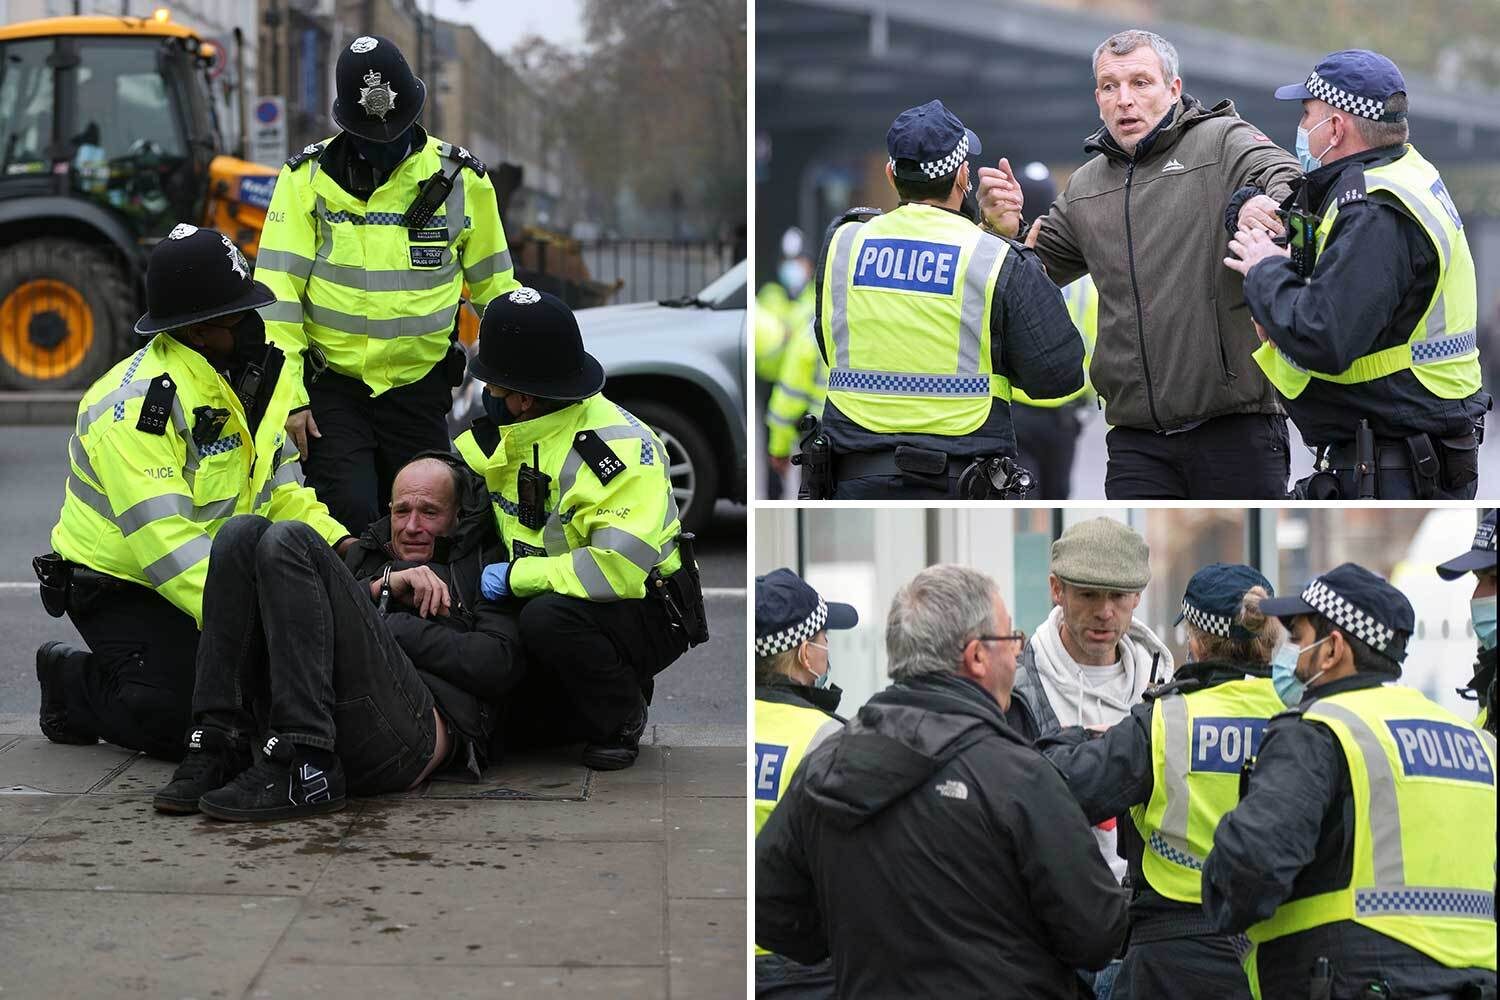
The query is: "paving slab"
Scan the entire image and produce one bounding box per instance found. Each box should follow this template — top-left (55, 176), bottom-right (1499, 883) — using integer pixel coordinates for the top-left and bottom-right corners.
top-left (424, 749), bottom-right (590, 800)
top-left (668, 897), bottom-right (747, 999)
top-left (664, 745), bottom-right (746, 798)
top-left (0, 791), bottom-right (76, 836)
top-left (589, 744), bottom-right (667, 790)
top-left (353, 789), bottom-right (662, 843)
top-left (93, 753), bottom-right (177, 794)
top-left (247, 963), bottom-right (667, 999)
top-left (0, 737), bottom-right (135, 793)
top-left (666, 795), bottom-right (744, 899)
top-left (0, 889), bottom-right (302, 998)
top-left (273, 838), bottom-right (665, 967)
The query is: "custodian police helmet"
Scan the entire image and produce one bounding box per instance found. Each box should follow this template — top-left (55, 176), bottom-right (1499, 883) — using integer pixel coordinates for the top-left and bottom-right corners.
top-left (332, 35), bottom-right (426, 143)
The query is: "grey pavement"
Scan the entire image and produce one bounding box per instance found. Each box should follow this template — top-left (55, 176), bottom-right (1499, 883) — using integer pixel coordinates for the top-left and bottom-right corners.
top-left (0, 734), bottom-right (746, 998)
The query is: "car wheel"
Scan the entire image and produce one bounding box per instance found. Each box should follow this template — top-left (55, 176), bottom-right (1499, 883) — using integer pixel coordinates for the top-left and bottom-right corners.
top-left (620, 398), bottom-right (720, 535)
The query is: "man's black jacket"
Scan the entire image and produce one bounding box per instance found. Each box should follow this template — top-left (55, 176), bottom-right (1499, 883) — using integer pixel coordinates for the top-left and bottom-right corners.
top-left (756, 672), bottom-right (1128, 999)
top-left (342, 460), bottom-right (524, 775)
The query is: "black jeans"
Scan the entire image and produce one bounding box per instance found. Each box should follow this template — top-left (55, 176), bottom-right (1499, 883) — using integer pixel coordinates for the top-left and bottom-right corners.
top-left (61, 585), bottom-right (200, 760)
top-left (1013, 403), bottom-right (1085, 500)
top-left (302, 360), bottom-right (453, 538)
top-left (513, 593), bottom-right (688, 742)
top-left (191, 515), bottom-right (434, 794)
top-left (1105, 413), bottom-right (1289, 499)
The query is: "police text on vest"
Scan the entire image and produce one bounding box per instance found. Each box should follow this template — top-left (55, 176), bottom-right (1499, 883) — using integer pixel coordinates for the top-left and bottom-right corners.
top-left (852, 239), bottom-right (961, 294)
top-left (1386, 719), bottom-right (1493, 784)
top-left (1191, 717), bottom-right (1268, 773)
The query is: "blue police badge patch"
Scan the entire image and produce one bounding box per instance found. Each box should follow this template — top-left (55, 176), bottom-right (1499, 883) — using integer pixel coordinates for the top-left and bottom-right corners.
top-left (1386, 719), bottom-right (1494, 784)
top-left (755, 742), bottom-right (788, 800)
top-left (852, 238), bottom-right (962, 294)
top-left (1190, 717), bottom-right (1268, 773)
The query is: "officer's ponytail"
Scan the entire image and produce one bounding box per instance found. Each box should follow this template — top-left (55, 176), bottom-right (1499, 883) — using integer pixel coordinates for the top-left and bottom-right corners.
top-left (1234, 586), bottom-right (1285, 665)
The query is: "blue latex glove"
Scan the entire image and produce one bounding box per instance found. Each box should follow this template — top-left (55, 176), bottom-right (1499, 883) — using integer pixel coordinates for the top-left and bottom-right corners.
top-left (480, 562), bottom-right (511, 600)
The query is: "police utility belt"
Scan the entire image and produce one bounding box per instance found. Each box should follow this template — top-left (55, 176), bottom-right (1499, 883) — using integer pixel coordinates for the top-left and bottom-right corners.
top-left (1296, 418), bottom-right (1482, 499)
top-left (32, 553), bottom-right (143, 619)
top-left (793, 414), bottom-right (1032, 499)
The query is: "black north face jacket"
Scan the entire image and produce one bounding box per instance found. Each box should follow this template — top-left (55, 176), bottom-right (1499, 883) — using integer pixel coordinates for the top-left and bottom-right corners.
top-left (756, 672), bottom-right (1128, 999)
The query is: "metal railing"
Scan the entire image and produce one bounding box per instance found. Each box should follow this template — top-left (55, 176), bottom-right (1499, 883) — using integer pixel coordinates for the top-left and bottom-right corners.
top-left (525, 239), bottom-right (739, 309)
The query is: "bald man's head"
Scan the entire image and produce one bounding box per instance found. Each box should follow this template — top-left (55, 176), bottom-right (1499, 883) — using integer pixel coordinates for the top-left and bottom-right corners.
top-left (389, 458), bottom-right (462, 562)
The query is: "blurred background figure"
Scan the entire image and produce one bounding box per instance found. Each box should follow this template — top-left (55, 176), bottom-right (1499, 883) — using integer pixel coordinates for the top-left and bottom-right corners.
top-left (757, 227), bottom-right (816, 498)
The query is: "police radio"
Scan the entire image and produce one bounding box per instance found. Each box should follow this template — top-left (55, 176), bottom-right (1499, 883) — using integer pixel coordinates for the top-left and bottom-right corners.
top-left (1275, 205), bottom-right (1320, 278)
top-left (403, 162), bottom-right (464, 229)
top-left (516, 443), bottom-right (550, 531)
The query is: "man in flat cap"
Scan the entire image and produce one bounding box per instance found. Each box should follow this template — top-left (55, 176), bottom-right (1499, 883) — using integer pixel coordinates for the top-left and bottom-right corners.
top-left (1205, 563), bottom-right (1497, 999)
top-left (1438, 509), bottom-right (1497, 735)
top-left (1226, 50), bottom-right (1490, 499)
top-left (806, 99), bottom-right (1085, 499)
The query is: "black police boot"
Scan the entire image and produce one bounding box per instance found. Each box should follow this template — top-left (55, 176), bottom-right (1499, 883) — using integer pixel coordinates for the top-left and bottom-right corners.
top-left (198, 734), bottom-right (346, 822)
top-left (153, 727), bottom-right (251, 815)
top-left (35, 641), bottom-right (97, 746)
top-left (582, 696), bottom-right (648, 771)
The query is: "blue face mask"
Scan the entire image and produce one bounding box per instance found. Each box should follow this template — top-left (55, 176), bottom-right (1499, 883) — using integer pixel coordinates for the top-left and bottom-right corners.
top-left (1271, 635), bottom-right (1330, 707)
top-left (778, 259), bottom-right (809, 298)
top-left (482, 391), bottom-right (517, 427)
top-left (1472, 595), bottom-right (1498, 650)
top-left (1295, 115), bottom-right (1336, 173)
top-left (805, 640), bottom-right (832, 689)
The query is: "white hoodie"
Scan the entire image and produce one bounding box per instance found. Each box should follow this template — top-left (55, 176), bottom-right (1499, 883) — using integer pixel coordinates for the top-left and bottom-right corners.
top-left (1030, 605), bottom-right (1175, 881)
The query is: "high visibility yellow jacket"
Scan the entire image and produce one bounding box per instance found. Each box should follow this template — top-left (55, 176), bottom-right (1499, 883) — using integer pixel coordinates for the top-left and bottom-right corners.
top-left (453, 394), bottom-right (683, 602)
top-left (755, 282), bottom-right (792, 381)
top-left (764, 322), bottom-right (827, 459)
top-left (51, 335), bottom-right (347, 626)
top-left (255, 131), bottom-right (519, 404)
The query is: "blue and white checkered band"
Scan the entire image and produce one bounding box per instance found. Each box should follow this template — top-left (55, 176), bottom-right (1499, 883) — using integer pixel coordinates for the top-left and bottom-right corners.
top-left (1302, 579), bottom-right (1396, 652)
top-left (1305, 71), bottom-right (1392, 121)
top-left (891, 132), bottom-right (970, 181)
top-left (1473, 519), bottom-right (1496, 555)
top-left (1181, 600), bottom-right (1234, 638)
top-left (756, 596), bottom-right (828, 659)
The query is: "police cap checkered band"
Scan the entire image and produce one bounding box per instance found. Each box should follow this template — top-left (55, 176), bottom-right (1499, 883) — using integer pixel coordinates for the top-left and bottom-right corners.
top-left (917, 132), bottom-right (969, 180)
top-left (1301, 579), bottom-right (1395, 652)
top-left (1181, 599), bottom-right (1234, 638)
top-left (755, 596), bottom-right (828, 659)
top-left (1304, 70), bottom-right (1404, 122)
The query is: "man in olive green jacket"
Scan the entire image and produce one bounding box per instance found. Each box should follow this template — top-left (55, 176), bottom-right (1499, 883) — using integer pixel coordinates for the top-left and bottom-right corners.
top-left (981, 29), bottom-right (1300, 500)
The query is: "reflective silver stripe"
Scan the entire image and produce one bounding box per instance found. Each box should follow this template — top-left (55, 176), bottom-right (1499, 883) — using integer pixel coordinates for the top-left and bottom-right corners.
top-left (956, 234), bottom-right (1003, 374)
top-left (659, 533), bottom-right (678, 562)
top-left (827, 223), bottom-right (861, 370)
top-left (1480, 729), bottom-right (1497, 760)
top-left (1309, 701), bottom-right (1405, 887)
top-left (304, 300), bottom-right (457, 340)
top-left (464, 249), bottom-right (513, 284)
top-left (767, 412), bottom-right (798, 428)
top-left (570, 547), bottom-right (619, 601)
top-left (542, 514), bottom-right (569, 555)
top-left (141, 533), bottom-right (212, 587)
top-left (314, 195), bottom-right (334, 263)
top-left (773, 385), bottom-right (813, 404)
top-left (557, 447), bottom-right (586, 502)
top-left (310, 255), bottom-right (460, 293)
top-left (254, 249), bottom-right (314, 281)
top-left (1158, 695), bottom-right (1191, 842)
top-left (259, 299), bottom-right (304, 325)
top-left (444, 167), bottom-right (466, 245)
top-left (663, 488), bottom-right (681, 531)
top-left (116, 492), bottom-right (237, 536)
top-left (68, 434), bottom-right (98, 483)
top-left (1371, 178), bottom-right (1451, 340)
top-left (589, 525), bottom-right (660, 574)
top-left (1354, 887), bottom-right (1494, 920)
top-left (66, 474), bottom-right (116, 522)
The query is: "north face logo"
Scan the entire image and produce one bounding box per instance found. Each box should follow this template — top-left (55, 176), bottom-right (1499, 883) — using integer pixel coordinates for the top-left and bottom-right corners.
top-left (1161, 158), bottom-right (1185, 173)
top-left (935, 780), bottom-right (969, 800)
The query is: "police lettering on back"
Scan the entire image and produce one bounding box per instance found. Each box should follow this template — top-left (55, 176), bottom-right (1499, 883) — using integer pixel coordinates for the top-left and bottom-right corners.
top-left (755, 742), bottom-right (788, 800)
top-left (1191, 717), bottom-right (1268, 773)
top-left (1387, 719), bottom-right (1494, 784)
top-left (853, 238), bottom-right (960, 294)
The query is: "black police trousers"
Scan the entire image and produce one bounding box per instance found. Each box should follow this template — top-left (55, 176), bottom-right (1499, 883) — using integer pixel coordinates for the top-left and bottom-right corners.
top-left (1112, 934), bottom-right (1250, 1000)
top-left (1013, 403), bottom-right (1085, 500)
top-left (59, 583), bottom-right (199, 761)
top-left (1105, 412), bottom-right (1289, 499)
top-left (302, 359), bottom-right (452, 537)
top-left (503, 593), bottom-right (688, 747)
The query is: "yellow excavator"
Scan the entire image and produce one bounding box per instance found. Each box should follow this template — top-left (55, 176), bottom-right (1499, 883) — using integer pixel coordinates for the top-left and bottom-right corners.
top-left (0, 11), bottom-right (612, 390)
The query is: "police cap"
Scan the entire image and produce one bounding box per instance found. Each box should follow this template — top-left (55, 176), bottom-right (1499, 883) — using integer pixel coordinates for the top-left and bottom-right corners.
top-left (135, 224), bottom-right (274, 336)
top-left (755, 568), bottom-right (858, 659)
top-left (468, 287), bottom-right (605, 401)
top-left (1261, 563), bottom-right (1415, 662)
top-left (1437, 509), bottom-right (1497, 581)
top-left (887, 100), bottom-right (982, 183)
top-left (332, 35), bottom-right (426, 143)
top-left (1274, 49), bottom-right (1407, 122)
top-left (1173, 563), bottom-right (1273, 641)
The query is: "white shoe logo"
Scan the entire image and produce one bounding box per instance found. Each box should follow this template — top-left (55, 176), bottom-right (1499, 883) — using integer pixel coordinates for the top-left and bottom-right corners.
top-left (189, 729), bottom-right (203, 750)
top-left (262, 736), bottom-right (278, 757)
top-left (1162, 158), bottom-right (1185, 173)
top-left (935, 780), bottom-right (969, 800)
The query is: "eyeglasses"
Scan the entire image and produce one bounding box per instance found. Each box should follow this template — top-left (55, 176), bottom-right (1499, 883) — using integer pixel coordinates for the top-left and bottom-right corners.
top-left (971, 630), bottom-right (1027, 650)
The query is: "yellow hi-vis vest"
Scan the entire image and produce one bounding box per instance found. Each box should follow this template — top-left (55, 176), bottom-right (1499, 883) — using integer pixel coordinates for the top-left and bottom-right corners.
top-left (765, 323), bottom-right (828, 459)
top-left (819, 203), bottom-right (1012, 436)
top-left (1243, 684), bottom-right (1498, 1000)
top-left (453, 394), bottom-right (682, 602)
top-left (1131, 677), bottom-right (1285, 903)
top-left (755, 281), bottom-right (792, 381)
top-left (754, 692), bottom-right (842, 956)
top-left (51, 335), bottom-right (348, 626)
top-left (1254, 145), bottom-right (1480, 401)
top-left (1013, 274), bottom-right (1099, 408)
top-left (255, 133), bottom-right (519, 405)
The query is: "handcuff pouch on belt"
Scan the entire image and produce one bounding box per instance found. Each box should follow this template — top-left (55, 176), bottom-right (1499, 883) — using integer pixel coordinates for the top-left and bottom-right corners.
top-left (516, 443), bottom-right (550, 531)
top-left (303, 345), bottom-right (328, 385)
top-left (792, 413), bottom-right (832, 500)
top-left (648, 532), bottom-right (709, 647)
top-left (32, 555), bottom-right (133, 618)
top-left (957, 455), bottom-right (1034, 499)
top-left (32, 552), bottom-right (71, 618)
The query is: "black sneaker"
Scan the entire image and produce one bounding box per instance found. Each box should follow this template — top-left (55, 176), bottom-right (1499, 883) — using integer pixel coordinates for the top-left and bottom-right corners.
top-left (198, 734), bottom-right (346, 822)
top-left (35, 641), bottom-right (96, 745)
top-left (153, 727), bottom-right (250, 815)
top-left (582, 698), bottom-right (648, 771)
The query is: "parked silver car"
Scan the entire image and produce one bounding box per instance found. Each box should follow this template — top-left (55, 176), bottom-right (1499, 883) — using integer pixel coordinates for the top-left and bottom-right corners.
top-left (450, 261), bottom-right (747, 534)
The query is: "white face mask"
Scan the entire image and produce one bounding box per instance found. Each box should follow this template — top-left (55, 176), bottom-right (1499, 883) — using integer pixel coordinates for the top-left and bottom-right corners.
top-left (803, 640), bottom-right (832, 689)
